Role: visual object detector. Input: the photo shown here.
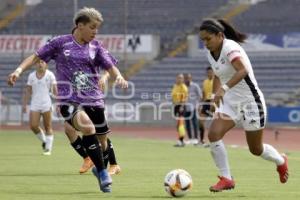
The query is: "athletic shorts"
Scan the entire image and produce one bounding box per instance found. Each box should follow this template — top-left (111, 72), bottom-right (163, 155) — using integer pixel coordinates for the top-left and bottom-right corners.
top-left (216, 99), bottom-right (267, 131)
top-left (30, 104), bottom-right (52, 113)
top-left (60, 103), bottom-right (110, 135)
top-left (173, 104), bottom-right (185, 117)
top-left (201, 100), bottom-right (212, 116)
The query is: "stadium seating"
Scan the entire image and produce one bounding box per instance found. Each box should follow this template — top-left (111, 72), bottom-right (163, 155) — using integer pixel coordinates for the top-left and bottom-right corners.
top-left (233, 0), bottom-right (300, 33)
top-left (0, 0), bottom-right (226, 46)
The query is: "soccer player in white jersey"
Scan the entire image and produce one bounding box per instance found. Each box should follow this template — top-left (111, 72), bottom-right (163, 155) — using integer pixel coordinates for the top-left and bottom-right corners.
top-left (199, 18), bottom-right (289, 192)
top-left (23, 60), bottom-right (57, 155)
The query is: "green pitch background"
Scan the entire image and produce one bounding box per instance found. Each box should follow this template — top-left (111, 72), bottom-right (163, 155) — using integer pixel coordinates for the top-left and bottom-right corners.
top-left (0, 131), bottom-right (299, 200)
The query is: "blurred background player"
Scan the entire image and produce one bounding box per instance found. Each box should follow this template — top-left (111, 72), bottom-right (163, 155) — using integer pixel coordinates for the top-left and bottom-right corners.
top-left (198, 66), bottom-right (214, 146)
top-left (171, 73), bottom-right (188, 147)
top-left (184, 73), bottom-right (201, 145)
top-left (199, 18), bottom-right (289, 192)
top-left (22, 60), bottom-right (57, 155)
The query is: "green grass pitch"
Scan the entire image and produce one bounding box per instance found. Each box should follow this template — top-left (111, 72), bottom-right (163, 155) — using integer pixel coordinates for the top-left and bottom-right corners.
top-left (0, 130), bottom-right (299, 200)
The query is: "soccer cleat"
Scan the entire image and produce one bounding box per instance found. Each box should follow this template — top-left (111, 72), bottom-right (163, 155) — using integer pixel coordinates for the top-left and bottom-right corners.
top-left (173, 140), bottom-right (185, 147)
top-left (108, 164), bottom-right (121, 175)
top-left (92, 167), bottom-right (112, 193)
top-left (277, 154), bottom-right (289, 183)
top-left (42, 142), bottom-right (46, 150)
top-left (42, 150), bottom-right (51, 156)
top-left (209, 176), bottom-right (235, 192)
top-left (79, 157), bottom-right (94, 174)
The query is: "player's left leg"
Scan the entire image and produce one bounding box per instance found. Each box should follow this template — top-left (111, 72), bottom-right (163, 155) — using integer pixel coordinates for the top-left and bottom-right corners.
top-left (106, 138), bottom-right (121, 175)
top-left (246, 129), bottom-right (288, 183)
top-left (42, 109), bottom-right (54, 155)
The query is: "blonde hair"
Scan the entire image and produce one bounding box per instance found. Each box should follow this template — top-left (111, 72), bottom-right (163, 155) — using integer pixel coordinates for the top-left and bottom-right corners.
top-left (73, 7), bottom-right (103, 25)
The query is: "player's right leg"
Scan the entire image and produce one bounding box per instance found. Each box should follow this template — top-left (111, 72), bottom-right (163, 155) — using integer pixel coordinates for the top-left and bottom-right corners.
top-left (29, 110), bottom-right (46, 151)
top-left (208, 112), bottom-right (235, 192)
top-left (64, 122), bottom-right (94, 173)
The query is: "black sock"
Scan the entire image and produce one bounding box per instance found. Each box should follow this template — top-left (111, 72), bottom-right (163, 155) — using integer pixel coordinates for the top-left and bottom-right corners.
top-left (82, 135), bottom-right (105, 172)
top-left (103, 149), bottom-right (109, 168)
top-left (179, 137), bottom-right (184, 143)
top-left (70, 136), bottom-right (88, 159)
top-left (199, 126), bottom-right (204, 142)
top-left (107, 138), bottom-right (117, 165)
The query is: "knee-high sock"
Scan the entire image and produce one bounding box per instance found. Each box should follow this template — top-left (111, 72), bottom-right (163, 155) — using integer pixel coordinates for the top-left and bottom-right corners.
top-left (107, 138), bottom-right (117, 165)
top-left (260, 144), bottom-right (284, 165)
top-left (199, 125), bottom-right (204, 142)
top-left (45, 134), bottom-right (54, 151)
top-left (36, 132), bottom-right (46, 143)
top-left (210, 140), bottom-right (232, 179)
top-left (103, 149), bottom-right (109, 168)
top-left (82, 135), bottom-right (105, 172)
top-left (71, 136), bottom-right (88, 159)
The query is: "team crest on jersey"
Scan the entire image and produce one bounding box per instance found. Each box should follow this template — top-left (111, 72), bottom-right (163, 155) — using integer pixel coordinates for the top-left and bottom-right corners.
top-left (220, 58), bottom-right (225, 64)
top-left (71, 71), bottom-right (93, 91)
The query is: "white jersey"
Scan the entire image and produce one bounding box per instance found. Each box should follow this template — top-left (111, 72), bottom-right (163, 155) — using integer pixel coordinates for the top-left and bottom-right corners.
top-left (207, 38), bottom-right (264, 104)
top-left (27, 69), bottom-right (56, 109)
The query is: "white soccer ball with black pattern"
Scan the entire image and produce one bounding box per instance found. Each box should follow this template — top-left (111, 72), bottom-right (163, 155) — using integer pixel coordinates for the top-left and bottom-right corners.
top-left (164, 169), bottom-right (193, 197)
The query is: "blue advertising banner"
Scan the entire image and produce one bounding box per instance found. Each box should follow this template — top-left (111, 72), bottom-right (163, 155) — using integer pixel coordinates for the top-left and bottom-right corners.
top-left (268, 107), bottom-right (300, 123)
top-left (198, 33), bottom-right (300, 49)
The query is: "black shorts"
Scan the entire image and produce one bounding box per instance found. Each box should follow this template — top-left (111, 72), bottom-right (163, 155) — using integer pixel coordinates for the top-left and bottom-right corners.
top-left (173, 104), bottom-right (185, 117)
top-left (201, 100), bottom-right (212, 116)
top-left (60, 103), bottom-right (110, 135)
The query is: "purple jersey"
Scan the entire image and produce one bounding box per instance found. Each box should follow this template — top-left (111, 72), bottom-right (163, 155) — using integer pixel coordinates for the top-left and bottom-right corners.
top-left (36, 34), bottom-right (117, 107)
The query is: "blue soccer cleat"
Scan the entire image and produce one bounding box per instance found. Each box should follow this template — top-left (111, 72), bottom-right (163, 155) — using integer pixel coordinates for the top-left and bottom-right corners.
top-left (92, 167), bottom-right (112, 193)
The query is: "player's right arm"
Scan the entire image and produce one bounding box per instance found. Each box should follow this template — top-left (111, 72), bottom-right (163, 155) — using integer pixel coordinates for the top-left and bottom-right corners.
top-left (7, 54), bottom-right (40, 86)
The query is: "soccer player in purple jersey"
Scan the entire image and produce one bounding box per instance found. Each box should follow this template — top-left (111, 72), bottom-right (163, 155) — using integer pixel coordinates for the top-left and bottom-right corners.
top-left (7, 7), bottom-right (128, 193)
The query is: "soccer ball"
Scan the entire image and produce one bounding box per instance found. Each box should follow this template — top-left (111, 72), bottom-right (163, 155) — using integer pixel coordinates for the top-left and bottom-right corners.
top-left (164, 169), bottom-right (193, 197)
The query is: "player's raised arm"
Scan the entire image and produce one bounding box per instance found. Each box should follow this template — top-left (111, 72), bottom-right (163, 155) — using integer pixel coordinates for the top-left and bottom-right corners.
top-left (7, 54), bottom-right (40, 86)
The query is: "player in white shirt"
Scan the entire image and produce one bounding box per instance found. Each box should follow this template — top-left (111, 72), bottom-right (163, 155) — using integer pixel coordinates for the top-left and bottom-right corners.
top-left (23, 60), bottom-right (57, 155)
top-left (199, 18), bottom-right (289, 192)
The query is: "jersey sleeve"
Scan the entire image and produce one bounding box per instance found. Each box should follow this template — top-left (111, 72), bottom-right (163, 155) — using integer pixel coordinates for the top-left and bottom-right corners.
top-left (95, 42), bottom-right (118, 70)
top-left (36, 36), bottom-right (61, 63)
top-left (223, 41), bottom-right (242, 63)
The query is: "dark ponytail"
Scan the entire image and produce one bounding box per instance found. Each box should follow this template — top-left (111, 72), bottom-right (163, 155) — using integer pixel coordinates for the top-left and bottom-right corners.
top-left (217, 19), bottom-right (247, 43)
top-left (200, 18), bottom-right (247, 43)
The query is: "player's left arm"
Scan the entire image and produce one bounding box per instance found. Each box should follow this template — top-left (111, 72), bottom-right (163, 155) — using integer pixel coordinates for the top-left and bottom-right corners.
top-left (225, 58), bottom-right (248, 89)
top-left (215, 58), bottom-right (248, 105)
top-left (107, 66), bottom-right (128, 89)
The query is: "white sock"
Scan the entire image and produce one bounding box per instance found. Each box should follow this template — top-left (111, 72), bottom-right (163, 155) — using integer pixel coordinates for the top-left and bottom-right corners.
top-left (210, 140), bottom-right (232, 179)
top-left (45, 135), bottom-right (54, 152)
top-left (260, 144), bottom-right (284, 165)
top-left (36, 132), bottom-right (46, 143)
